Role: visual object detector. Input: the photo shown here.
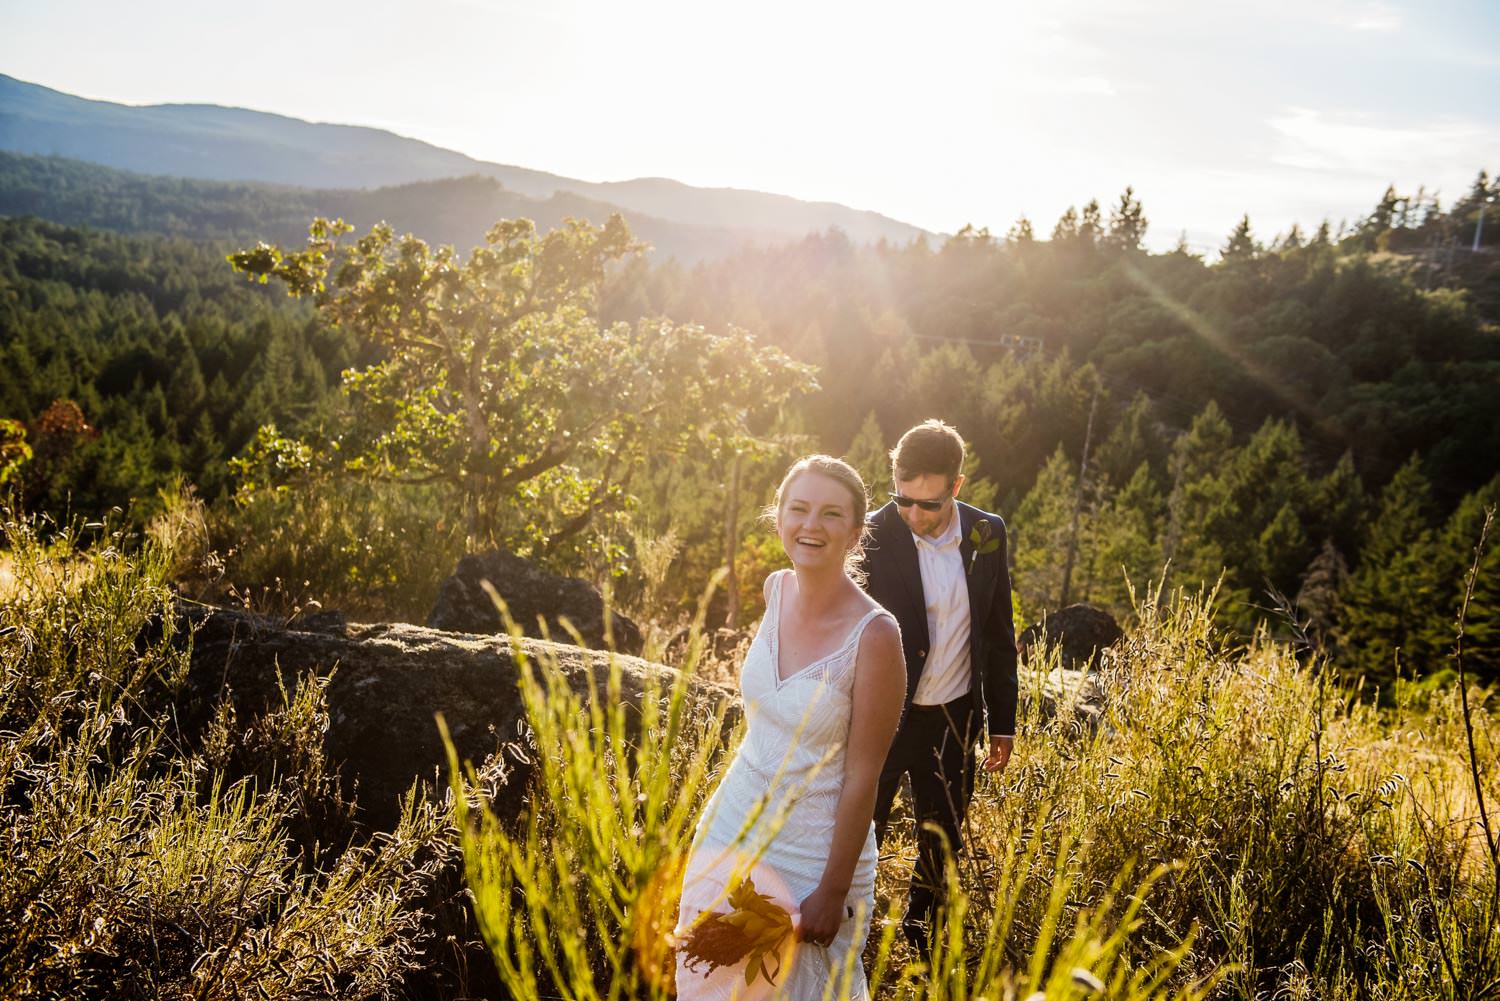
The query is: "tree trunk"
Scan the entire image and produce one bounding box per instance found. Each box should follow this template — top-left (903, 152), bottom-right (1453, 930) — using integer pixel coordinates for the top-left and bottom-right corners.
top-left (724, 452), bottom-right (742, 629)
top-left (1059, 389), bottom-right (1098, 608)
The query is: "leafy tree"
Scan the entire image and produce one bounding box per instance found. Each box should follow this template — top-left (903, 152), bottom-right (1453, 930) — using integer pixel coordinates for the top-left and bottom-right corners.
top-left (0, 420), bottom-right (30, 486)
top-left (229, 216), bottom-right (811, 556)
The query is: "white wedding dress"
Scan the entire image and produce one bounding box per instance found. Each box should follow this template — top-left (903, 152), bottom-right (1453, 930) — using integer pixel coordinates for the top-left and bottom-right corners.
top-left (676, 570), bottom-right (895, 1000)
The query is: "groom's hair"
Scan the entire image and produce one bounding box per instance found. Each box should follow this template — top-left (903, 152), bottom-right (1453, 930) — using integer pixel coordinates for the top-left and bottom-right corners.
top-left (890, 419), bottom-right (965, 485)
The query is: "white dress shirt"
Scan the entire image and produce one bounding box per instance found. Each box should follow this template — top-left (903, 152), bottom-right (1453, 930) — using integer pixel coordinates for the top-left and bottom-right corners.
top-left (910, 511), bottom-right (972, 706)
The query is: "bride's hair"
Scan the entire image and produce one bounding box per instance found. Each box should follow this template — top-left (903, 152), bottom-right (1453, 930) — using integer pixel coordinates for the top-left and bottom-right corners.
top-left (768, 454), bottom-right (869, 580)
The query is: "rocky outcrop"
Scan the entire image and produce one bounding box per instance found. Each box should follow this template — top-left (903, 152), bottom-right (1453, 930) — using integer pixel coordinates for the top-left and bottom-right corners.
top-left (1018, 603), bottom-right (1124, 672)
top-left (427, 549), bottom-right (644, 655)
top-left (179, 605), bottom-right (725, 830)
top-left (176, 601), bottom-right (1115, 831)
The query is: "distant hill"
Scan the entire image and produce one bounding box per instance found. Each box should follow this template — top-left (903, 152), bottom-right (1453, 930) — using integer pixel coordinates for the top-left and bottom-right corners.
top-left (0, 151), bottom-right (770, 261)
top-left (0, 74), bottom-right (930, 253)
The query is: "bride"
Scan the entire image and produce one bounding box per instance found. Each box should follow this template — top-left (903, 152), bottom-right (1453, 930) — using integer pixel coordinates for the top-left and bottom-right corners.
top-left (676, 455), bottom-right (906, 999)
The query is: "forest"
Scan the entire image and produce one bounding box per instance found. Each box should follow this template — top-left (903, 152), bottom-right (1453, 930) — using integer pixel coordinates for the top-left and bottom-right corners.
top-left (2, 157), bottom-right (1497, 691)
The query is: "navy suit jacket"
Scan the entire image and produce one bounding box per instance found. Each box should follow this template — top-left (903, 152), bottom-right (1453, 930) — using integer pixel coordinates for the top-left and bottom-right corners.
top-left (859, 500), bottom-right (1019, 737)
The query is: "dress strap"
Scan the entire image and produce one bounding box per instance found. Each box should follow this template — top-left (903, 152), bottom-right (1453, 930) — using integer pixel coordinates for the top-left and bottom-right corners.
top-left (844, 606), bottom-right (896, 656)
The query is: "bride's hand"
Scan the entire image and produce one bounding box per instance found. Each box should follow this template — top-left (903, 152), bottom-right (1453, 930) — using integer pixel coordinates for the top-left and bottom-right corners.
top-left (795, 885), bottom-right (847, 947)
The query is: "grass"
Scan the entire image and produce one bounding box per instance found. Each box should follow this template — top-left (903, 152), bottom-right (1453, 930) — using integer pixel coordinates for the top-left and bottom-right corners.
top-left (0, 504), bottom-right (462, 1000)
top-left (448, 573), bottom-right (1500, 999)
top-left (4, 492), bottom-right (1497, 998)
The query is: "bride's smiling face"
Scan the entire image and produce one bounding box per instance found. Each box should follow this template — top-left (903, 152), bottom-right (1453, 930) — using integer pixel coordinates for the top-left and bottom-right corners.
top-left (777, 471), bottom-right (860, 568)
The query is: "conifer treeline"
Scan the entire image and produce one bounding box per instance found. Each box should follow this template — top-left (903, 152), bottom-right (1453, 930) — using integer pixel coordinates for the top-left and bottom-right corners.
top-left (1, 170), bottom-right (1496, 684)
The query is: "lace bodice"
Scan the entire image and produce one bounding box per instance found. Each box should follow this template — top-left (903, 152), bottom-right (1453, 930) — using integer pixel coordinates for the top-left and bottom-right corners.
top-left (726, 571), bottom-right (891, 824)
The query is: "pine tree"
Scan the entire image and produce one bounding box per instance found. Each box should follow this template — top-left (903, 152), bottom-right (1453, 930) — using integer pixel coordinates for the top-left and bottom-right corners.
top-left (1052, 206), bottom-right (1080, 243)
top-left (1361, 185), bottom-right (1401, 239)
top-left (1092, 461), bottom-right (1166, 612)
top-left (1296, 538), bottom-right (1349, 653)
top-left (1257, 501), bottom-right (1310, 598)
top-left (1224, 418), bottom-right (1313, 595)
top-left (1308, 452), bottom-right (1367, 558)
top-left (1079, 199), bottom-right (1104, 247)
top-left (1436, 476), bottom-right (1500, 683)
top-left (1013, 445), bottom-right (1079, 617)
top-left (1337, 455), bottom-right (1445, 688)
top-left (1093, 392), bottom-right (1166, 490)
top-left (844, 411), bottom-right (889, 500)
top-left (1106, 187), bottom-right (1148, 252)
top-left (1220, 215), bottom-right (1259, 263)
top-left (1163, 403), bottom-right (1237, 600)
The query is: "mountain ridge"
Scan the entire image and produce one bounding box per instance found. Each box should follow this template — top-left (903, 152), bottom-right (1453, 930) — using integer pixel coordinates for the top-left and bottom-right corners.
top-left (0, 151), bottom-right (775, 262)
top-left (0, 73), bottom-right (931, 252)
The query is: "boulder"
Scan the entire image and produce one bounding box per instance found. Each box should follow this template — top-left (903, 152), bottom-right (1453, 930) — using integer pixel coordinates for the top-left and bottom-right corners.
top-left (1018, 603), bottom-right (1124, 672)
top-left (427, 549), bottom-right (644, 655)
top-left (179, 605), bottom-right (726, 830)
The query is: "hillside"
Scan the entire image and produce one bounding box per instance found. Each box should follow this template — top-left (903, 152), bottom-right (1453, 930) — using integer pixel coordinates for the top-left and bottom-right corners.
top-left (0, 151), bottom-right (764, 261)
top-left (0, 74), bottom-right (930, 250)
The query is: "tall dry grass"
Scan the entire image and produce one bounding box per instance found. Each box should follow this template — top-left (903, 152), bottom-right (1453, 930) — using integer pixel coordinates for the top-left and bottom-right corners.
top-left (449, 570), bottom-right (1499, 999)
top-left (0, 502), bottom-right (461, 1000)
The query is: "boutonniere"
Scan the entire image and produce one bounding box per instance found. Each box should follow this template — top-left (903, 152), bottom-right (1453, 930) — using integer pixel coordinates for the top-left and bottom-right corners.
top-left (967, 520), bottom-right (1001, 575)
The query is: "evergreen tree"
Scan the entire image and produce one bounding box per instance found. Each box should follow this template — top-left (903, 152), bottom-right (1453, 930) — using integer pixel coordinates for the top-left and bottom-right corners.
top-left (843, 411), bottom-right (890, 500)
top-left (1221, 215), bottom-right (1259, 263)
top-left (1093, 392), bottom-right (1166, 490)
top-left (1436, 476), bottom-right (1500, 683)
top-left (1361, 185), bottom-right (1401, 240)
top-left (1106, 187), bottom-right (1148, 252)
top-left (1092, 461), bottom-right (1166, 612)
top-left (1296, 538), bottom-right (1349, 653)
top-left (1013, 445), bottom-right (1079, 617)
top-left (1308, 452), bottom-right (1367, 558)
top-left (1337, 456), bottom-right (1445, 688)
top-left (1052, 206), bottom-right (1080, 242)
top-left (1006, 216), bottom-right (1035, 245)
top-left (1079, 199), bottom-right (1104, 247)
top-left (1158, 403), bottom-right (1251, 611)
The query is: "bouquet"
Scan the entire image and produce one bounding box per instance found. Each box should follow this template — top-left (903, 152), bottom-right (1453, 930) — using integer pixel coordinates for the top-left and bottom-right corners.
top-left (678, 875), bottom-right (795, 987)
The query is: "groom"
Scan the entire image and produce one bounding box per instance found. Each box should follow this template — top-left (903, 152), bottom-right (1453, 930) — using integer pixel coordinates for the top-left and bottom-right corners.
top-left (860, 419), bottom-right (1018, 948)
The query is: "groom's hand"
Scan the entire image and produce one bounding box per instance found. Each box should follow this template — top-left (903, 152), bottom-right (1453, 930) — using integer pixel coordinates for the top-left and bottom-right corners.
top-left (983, 735), bottom-right (1013, 773)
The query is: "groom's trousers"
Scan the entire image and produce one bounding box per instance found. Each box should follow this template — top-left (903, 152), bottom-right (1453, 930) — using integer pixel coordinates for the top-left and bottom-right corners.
top-left (873, 692), bottom-right (978, 941)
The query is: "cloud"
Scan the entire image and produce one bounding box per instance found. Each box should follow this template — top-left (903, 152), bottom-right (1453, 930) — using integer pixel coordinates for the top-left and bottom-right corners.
top-left (1267, 107), bottom-right (1496, 177)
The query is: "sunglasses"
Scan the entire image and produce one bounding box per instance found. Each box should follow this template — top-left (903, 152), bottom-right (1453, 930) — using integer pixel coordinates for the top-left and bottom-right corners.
top-left (889, 491), bottom-right (948, 512)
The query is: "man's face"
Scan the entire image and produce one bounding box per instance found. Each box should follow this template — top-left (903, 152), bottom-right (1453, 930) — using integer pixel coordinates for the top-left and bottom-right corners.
top-left (893, 472), bottom-right (962, 539)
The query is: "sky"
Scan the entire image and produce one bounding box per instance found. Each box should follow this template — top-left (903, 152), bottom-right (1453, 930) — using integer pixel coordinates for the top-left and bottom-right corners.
top-left (2, 0), bottom-right (1497, 252)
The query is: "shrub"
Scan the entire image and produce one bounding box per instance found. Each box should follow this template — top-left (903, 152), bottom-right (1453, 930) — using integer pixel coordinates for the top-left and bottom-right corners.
top-left (0, 505), bottom-right (457, 1000)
